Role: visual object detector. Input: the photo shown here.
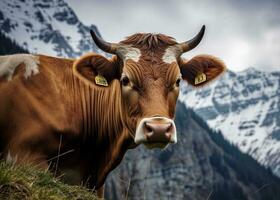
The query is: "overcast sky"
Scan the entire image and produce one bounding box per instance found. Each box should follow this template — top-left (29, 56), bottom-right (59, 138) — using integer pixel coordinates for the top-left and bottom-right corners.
top-left (68, 0), bottom-right (280, 72)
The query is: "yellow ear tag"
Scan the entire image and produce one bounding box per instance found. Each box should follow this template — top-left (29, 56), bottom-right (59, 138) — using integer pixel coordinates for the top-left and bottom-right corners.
top-left (194, 72), bottom-right (207, 85)
top-left (95, 74), bottom-right (108, 87)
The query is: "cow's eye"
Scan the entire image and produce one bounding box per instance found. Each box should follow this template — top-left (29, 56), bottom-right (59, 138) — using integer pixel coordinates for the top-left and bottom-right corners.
top-left (175, 78), bottom-right (181, 87)
top-left (121, 76), bottom-right (130, 86)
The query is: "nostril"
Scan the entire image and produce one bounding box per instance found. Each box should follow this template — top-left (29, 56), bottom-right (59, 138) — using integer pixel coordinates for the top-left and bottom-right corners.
top-left (165, 132), bottom-right (172, 140)
top-left (145, 123), bottom-right (153, 132)
top-left (144, 122), bottom-right (154, 139)
top-left (166, 123), bottom-right (172, 132)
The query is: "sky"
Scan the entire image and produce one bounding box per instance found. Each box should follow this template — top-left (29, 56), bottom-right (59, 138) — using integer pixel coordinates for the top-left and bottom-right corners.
top-left (68, 0), bottom-right (280, 72)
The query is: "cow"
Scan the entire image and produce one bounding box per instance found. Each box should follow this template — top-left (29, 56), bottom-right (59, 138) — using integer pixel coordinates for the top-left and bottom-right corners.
top-left (0, 25), bottom-right (225, 197)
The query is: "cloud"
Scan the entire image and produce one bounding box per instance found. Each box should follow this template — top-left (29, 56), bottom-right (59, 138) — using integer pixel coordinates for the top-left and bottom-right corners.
top-left (68, 0), bottom-right (280, 71)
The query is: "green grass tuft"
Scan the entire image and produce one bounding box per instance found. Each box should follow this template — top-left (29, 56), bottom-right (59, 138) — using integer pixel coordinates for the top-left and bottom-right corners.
top-left (0, 161), bottom-right (100, 200)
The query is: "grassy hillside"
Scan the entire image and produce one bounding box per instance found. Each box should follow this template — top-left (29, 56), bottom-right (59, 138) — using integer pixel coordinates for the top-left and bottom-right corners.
top-left (0, 161), bottom-right (99, 200)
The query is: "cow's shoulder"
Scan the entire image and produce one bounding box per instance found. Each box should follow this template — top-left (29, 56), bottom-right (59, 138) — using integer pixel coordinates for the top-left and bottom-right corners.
top-left (0, 54), bottom-right (40, 81)
top-left (0, 54), bottom-right (74, 82)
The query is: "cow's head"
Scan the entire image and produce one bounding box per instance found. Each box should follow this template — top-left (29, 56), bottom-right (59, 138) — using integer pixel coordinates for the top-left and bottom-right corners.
top-left (77, 26), bottom-right (225, 149)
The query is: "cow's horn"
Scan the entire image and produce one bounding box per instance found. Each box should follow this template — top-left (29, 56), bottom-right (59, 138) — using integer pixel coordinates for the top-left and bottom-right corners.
top-left (177, 25), bottom-right (205, 54)
top-left (90, 29), bottom-right (119, 54)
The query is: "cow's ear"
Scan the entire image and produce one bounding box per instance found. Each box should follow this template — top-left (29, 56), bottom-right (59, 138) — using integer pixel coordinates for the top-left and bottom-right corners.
top-left (73, 53), bottom-right (121, 86)
top-left (179, 55), bottom-right (226, 87)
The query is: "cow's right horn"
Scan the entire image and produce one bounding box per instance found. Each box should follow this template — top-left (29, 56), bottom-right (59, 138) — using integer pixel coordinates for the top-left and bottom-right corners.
top-left (90, 29), bottom-right (119, 54)
top-left (176, 25), bottom-right (206, 55)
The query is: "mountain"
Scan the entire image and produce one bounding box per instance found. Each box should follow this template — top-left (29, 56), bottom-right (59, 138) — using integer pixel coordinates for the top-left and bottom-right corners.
top-left (0, 0), bottom-right (101, 58)
top-left (0, 31), bottom-right (28, 55)
top-left (179, 68), bottom-right (280, 176)
top-left (105, 102), bottom-right (280, 200)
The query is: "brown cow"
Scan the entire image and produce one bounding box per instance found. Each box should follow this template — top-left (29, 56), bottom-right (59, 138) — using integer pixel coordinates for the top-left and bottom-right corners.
top-left (0, 25), bottom-right (225, 197)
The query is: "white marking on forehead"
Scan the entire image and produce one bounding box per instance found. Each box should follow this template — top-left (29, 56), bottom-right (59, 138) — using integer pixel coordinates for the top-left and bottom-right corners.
top-left (0, 54), bottom-right (40, 81)
top-left (162, 46), bottom-right (181, 64)
top-left (116, 46), bottom-right (141, 62)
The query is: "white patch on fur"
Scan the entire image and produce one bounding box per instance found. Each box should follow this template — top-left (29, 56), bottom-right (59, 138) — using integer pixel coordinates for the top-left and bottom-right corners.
top-left (6, 151), bottom-right (18, 164)
top-left (162, 46), bottom-right (181, 64)
top-left (135, 117), bottom-right (177, 144)
top-left (116, 46), bottom-right (141, 62)
top-left (0, 54), bottom-right (40, 81)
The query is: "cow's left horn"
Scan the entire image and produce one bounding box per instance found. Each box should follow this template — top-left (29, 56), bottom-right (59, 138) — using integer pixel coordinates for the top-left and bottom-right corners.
top-left (177, 25), bottom-right (205, 54)
top-left (90, 29), bottom-right (119, 54)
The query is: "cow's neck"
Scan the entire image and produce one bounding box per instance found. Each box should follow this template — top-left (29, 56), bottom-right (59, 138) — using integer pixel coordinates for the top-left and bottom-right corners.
top-left (75, 79), bottom-right (123, 139)
top-left (69, 76), bottom-right (133, 187)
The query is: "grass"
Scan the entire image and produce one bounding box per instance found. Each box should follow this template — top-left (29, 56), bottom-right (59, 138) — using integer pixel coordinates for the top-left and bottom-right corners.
top-left (0, 161), bottom-right (100, 200)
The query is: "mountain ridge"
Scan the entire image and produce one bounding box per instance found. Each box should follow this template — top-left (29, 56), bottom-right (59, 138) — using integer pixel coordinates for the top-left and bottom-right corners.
top-left (0, 0), bottom-right (101, 58)
top-left (179, 68), bottom-right (280, 176)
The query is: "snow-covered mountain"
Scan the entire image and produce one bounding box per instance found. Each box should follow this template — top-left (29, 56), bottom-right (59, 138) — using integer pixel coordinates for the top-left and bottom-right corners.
top-left (0, 0), bottom-right (101, 57)
top-left (179, 68), bottom-right (280, 176)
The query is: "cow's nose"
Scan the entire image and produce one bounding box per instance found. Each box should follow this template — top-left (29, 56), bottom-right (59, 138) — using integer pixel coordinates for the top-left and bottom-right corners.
top-left (135, 117), bottom-right (177, 145)
top-left (143, 121), bottom-right (174, 143)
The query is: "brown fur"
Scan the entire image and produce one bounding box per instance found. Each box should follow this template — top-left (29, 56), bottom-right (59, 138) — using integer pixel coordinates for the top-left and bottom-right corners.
top-left (0, 33), bottom-right (226, 198)
top-left (120, 33), bottom-right (177, 50)
top-left (179, 55), bottom-right (226, 87)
